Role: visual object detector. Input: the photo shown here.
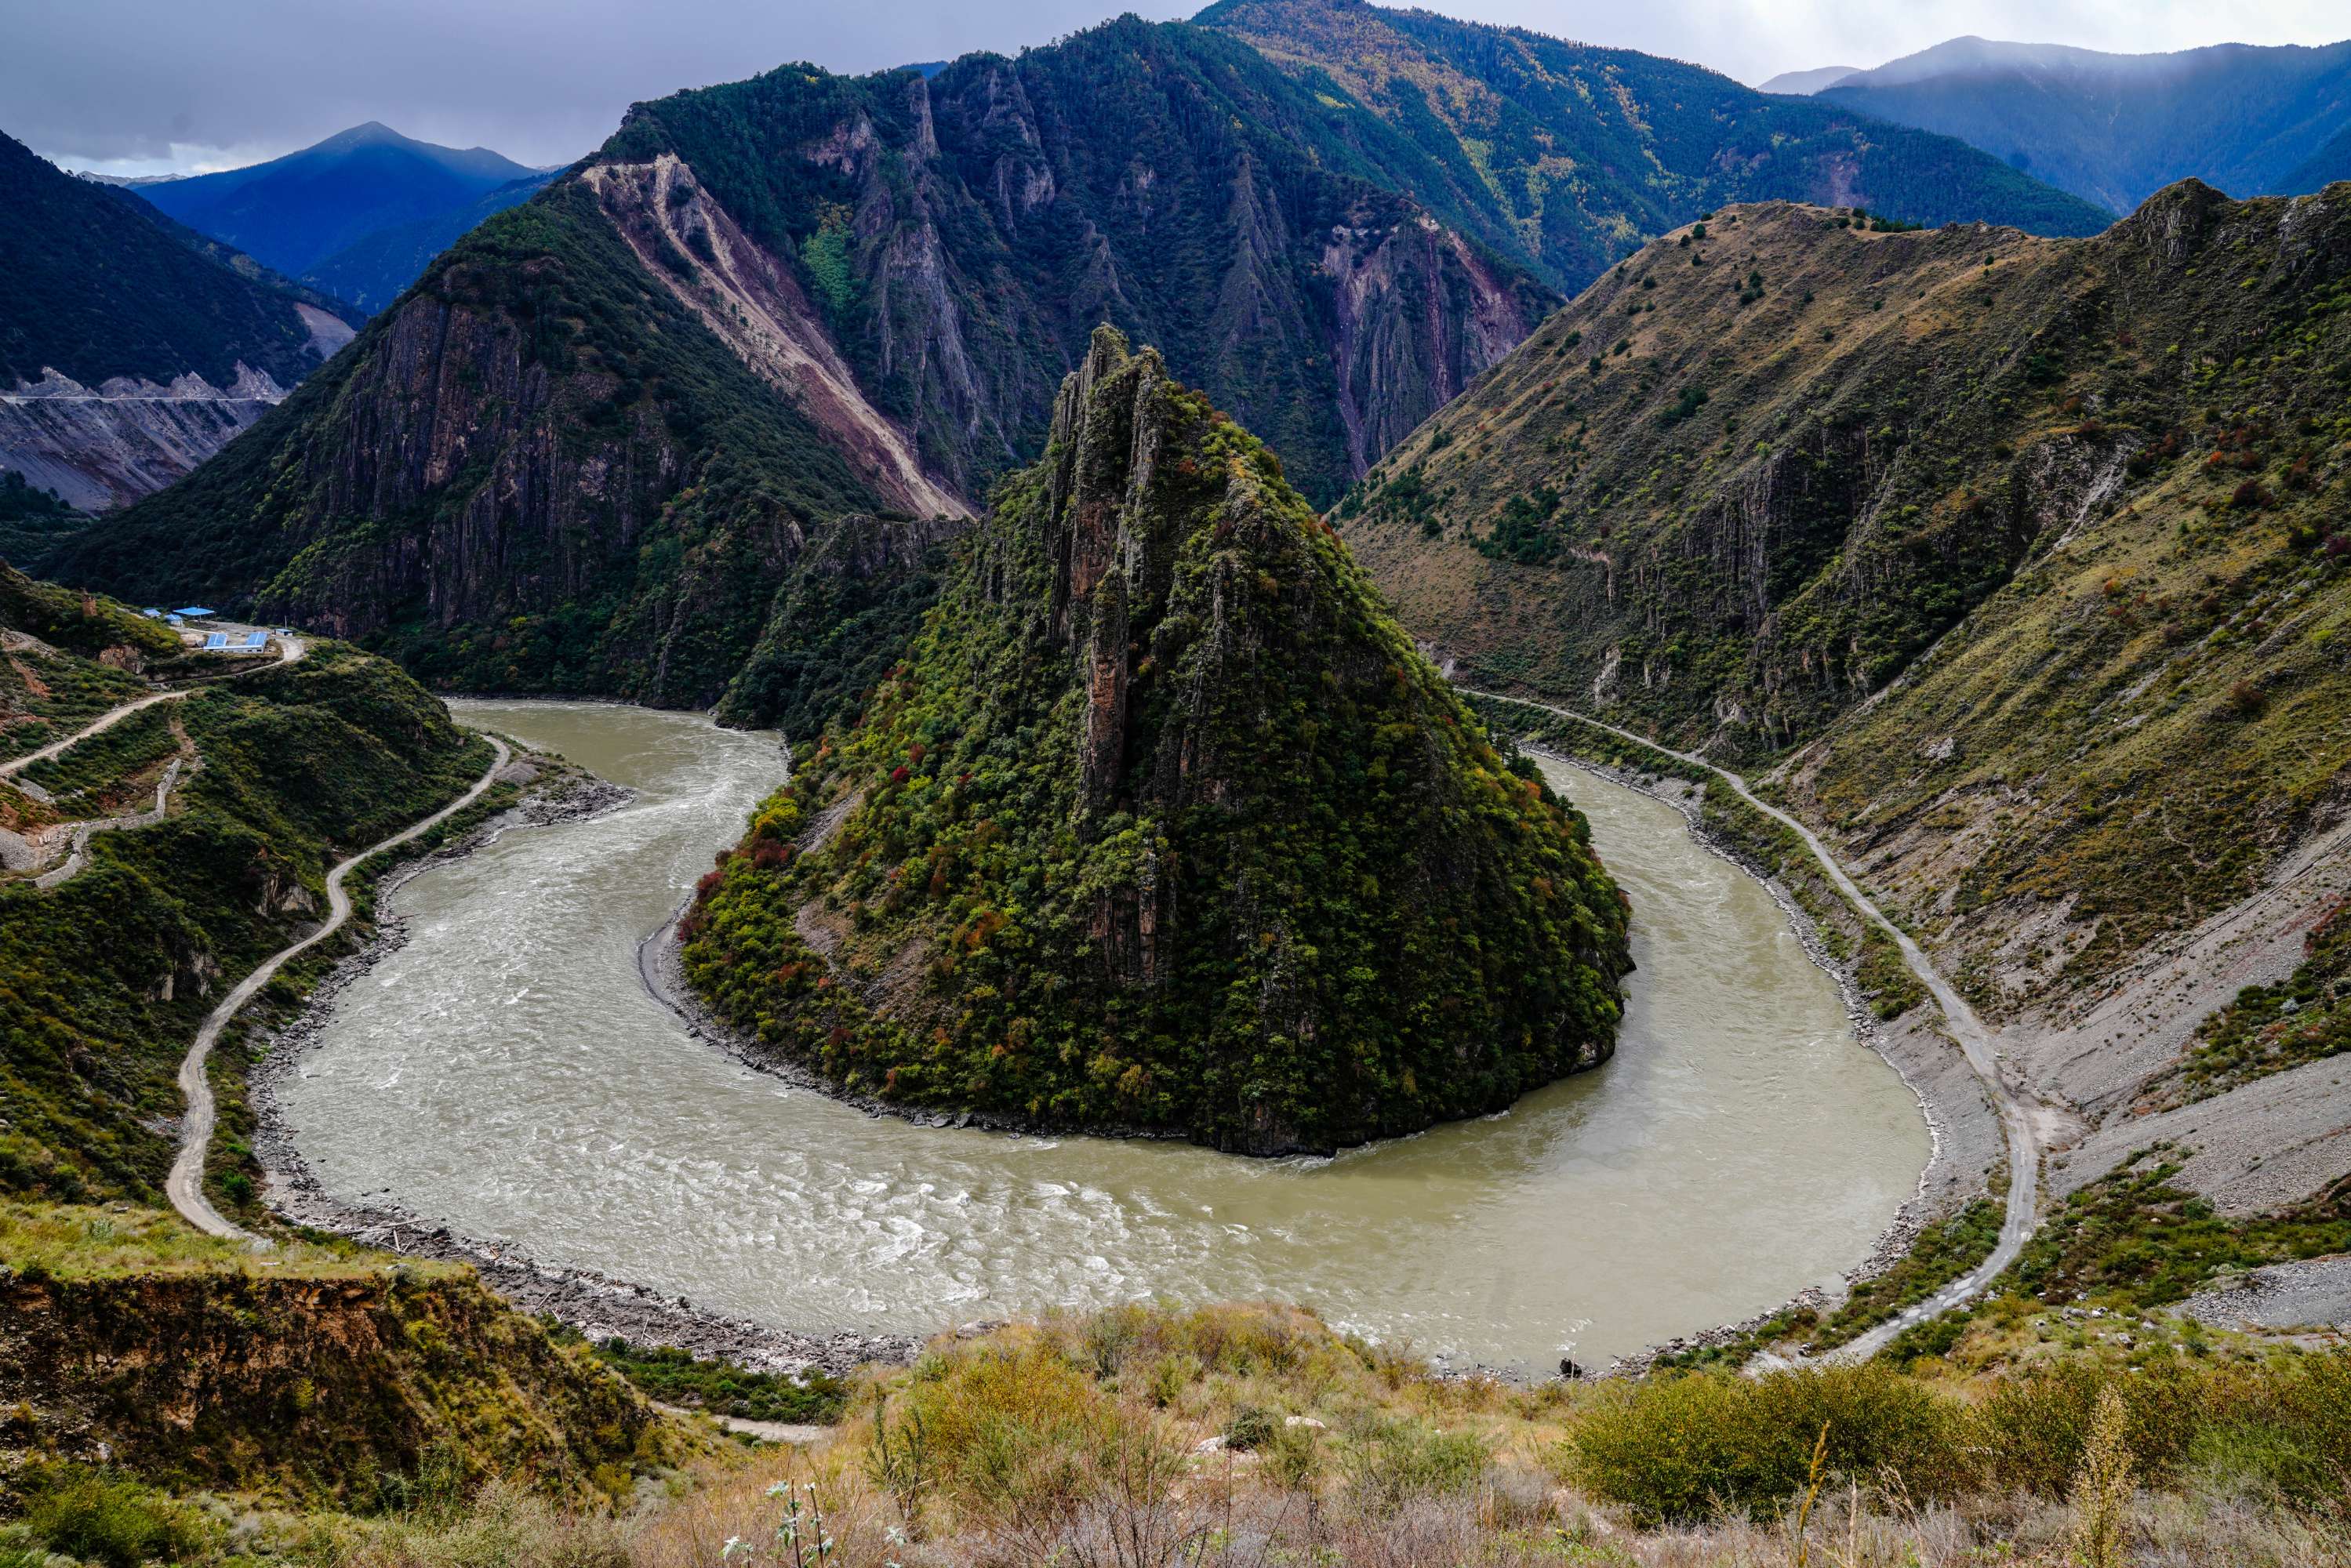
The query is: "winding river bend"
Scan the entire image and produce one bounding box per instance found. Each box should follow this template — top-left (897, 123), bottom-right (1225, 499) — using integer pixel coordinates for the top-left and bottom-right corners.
top-left (277, 701), bottom-right (1928, 1371)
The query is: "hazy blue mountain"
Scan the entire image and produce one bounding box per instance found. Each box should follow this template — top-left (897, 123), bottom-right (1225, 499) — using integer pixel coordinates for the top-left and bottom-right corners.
top-left (136, 122), bottom-right (544, 291)
top-left (1820, 36), bottom-right (2351, 212)
top-left (302, 172), bottom-right (554, 313)
top-left (0, 129), bottom-right (362, 505)
top-left (1757, 66), bottom-right (1861, 95)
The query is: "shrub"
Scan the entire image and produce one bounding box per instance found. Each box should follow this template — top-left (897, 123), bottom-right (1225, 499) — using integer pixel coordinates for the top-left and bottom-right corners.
top-left (1343, 1417), bottom-right (1490, 1510)
top-left (21, 1466), bottom-right (220, 1568)
top-left (1977, 1359), bottom-right (2204, 1496)
top-left (1224, 1404), bottom-right (1277, 1451)
top-left (1565, 1365), bottom-right (1966, 1524)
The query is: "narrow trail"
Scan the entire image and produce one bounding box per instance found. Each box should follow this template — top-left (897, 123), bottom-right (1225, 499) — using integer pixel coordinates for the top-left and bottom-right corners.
top-left (1464, 690), bottom-right (2043, 1359)
top-left (31, 755), bottom-right (186, 889)
top-left (167, 736), bottom-right (511, 1242)
top-left (1, 631), bottom-right (304, 780)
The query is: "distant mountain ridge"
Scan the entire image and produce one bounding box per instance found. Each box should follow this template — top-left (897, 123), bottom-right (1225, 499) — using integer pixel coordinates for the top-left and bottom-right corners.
top-left (50, 1), bottom-right (2122, 725)
top-left (1757, 66), bottom-right (1860, 95)
top-left (0, 129), bottom-right (361, 508)
top-left (136, 122), bottom-right (555, 313)
top-left (1197, 0), bottom-right (2111, 292)
top-left (1817, 35), bottom-right (2351, 212)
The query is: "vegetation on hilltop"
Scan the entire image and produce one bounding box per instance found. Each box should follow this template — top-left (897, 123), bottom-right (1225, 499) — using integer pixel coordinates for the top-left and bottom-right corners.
top-left (1345, 181), bottom-right (2351, 1008)
top-left (683, 330), bottom-right (1629, 1152)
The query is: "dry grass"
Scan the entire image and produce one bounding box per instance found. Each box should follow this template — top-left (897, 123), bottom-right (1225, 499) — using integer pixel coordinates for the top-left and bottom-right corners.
top-left (16, 1301), bottom-right (2351, 1567)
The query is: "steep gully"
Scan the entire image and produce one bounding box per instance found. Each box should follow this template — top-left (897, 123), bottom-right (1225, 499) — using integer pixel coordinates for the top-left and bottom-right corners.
top-left (1463, 691), bottom-right (2044, 1360)
top-left (168, 735), bottom-right (511, 1241)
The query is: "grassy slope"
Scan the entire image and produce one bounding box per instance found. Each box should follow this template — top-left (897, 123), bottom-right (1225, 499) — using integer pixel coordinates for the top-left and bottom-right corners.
top-left (1344, 181), bottom-right (2351, 1011)
top-left (684, 334), bottom-right (1629, 1152)
top-left (0, 1202), bottom-right (666, 1505)
top-left (0, 639), bottom-right (489, 1203)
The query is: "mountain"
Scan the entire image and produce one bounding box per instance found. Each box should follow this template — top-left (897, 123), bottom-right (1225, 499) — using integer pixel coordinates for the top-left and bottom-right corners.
top-left (45, 180), bottom-right (926, 728)
top-left (680, 327), bottom-right (1631, 1154)
top-left (301, 171), bottom-right (554, 312)
top-left (1343, 178), bottom-right (2351, 1225)
top-left (591, 14), bottom-right (1567, 506)
top-left (1197, 0), bottom-right (2113, 290)
top-left (136, 122), bottom-right (547, 285)
top-left (1819, 37), bottom-right (2351, 212)
top-left (1758, 66), bottom-right (1862, 95)
top-left (49, 5), bottom-right (2117, 720)
top-left (0, 129), bottom-right (360, 510)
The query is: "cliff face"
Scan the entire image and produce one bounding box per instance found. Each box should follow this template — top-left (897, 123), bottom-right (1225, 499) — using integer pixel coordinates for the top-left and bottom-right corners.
top-left (681, 328), bottom-right (1631, 1154)
top-left (601, 16), bottom-right (1558, 506)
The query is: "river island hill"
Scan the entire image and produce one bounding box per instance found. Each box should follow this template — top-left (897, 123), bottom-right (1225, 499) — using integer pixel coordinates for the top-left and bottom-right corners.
top-left (678, 327), bottom-right (1633, 1155)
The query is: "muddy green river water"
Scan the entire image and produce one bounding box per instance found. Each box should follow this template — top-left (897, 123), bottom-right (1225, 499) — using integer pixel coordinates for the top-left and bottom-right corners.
top-left (276, 700), bottom-right (1930, 1371)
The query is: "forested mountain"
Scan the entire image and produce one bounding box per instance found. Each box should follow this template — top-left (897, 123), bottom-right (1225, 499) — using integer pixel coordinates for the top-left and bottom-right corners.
top-left (682, 328), bottom-right (1630, 1152)
top-left (596, 13), bottom-right (1564, 506)
top-left (46, 2), bottom-right (2118, 719)
top-left (0, 130), bottom-right (360, 509)
top-left (136, 122), bottom-right (553, 308)
top-left (302, 172), bottom-right (554, 312)
top-left (1818, 37), bottom-right (2351, 212)
top-left (45, 182), bottom-right (923, 728)
top-left (1197, 0), bottom-right (2113, 288)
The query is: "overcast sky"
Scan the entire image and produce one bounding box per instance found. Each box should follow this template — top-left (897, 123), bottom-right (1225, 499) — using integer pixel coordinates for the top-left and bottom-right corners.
top-left (15, 0), bottom-right (2350, 176)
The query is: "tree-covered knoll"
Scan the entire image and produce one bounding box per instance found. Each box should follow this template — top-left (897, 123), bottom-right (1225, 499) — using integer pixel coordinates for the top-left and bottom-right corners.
top-left (682, 330), bottom-right (1630, 1152)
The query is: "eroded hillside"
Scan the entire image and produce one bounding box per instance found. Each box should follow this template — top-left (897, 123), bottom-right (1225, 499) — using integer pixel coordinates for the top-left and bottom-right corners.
top-left (1350, 179), bottom-right (2351, 1212)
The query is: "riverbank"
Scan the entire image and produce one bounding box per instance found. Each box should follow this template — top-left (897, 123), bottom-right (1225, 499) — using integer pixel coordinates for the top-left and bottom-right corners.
top-left (245, 746), bottom-right (921, 1378)
top-left (1524, 746), bottom-right (1988, 1374)
top-left (252, 702), bottom-right (1934, 1383)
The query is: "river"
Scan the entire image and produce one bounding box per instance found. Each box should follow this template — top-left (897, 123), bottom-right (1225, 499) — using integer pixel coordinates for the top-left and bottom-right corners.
top-left (275, 700), bottom-right (1930, 1372)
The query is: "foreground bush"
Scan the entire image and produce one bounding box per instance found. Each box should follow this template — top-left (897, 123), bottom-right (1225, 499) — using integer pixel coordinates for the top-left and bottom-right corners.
top-left (1566, 1363), bottom-right (1965, 1523)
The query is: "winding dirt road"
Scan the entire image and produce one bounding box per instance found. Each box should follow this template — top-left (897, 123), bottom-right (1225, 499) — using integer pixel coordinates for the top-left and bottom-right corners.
top-left (1466, 690), bottom-right (2042, 1359)
top-left (167, 736), bottom-right (511, 1242)
top-left (1, 630), bottom-right (304, 781)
